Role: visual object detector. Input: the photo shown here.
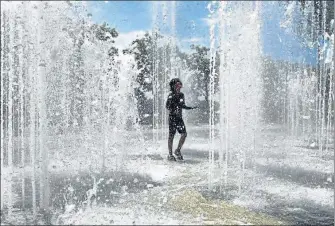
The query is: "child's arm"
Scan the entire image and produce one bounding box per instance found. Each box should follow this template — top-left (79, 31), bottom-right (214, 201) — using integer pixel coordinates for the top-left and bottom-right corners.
top-left (166, 94), bottom-right (173, 110)
top-left (179, 93), bottom-right (194, 110)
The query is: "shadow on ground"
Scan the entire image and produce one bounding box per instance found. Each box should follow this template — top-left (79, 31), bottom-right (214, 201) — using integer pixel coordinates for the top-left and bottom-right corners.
top-left (182, 148), bottom-right (220, 161)
top-left (5, 170), bottom-right (161, 225)
top-left (126, 152), bottom-right (203, 165)
top-left (246, 162), bottom-right (334, 189)
top-left (256, 190), bottom-right (334, 225)
top-left (127, 154), bottom-right (165, 161)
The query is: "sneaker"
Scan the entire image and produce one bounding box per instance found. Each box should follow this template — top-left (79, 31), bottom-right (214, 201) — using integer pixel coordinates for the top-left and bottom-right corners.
top-left (174, 149), bottom-right (183, 160)
top-left (167, 154), bottom-right (176, 161)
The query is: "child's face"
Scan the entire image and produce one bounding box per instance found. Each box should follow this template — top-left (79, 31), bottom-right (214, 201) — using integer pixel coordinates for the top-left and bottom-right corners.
top-left (175, 82), bottom-right (182, 92)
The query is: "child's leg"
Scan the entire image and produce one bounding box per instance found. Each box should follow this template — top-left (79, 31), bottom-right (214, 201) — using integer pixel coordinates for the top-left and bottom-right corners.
top-left (176, 132), bottom-right (187, 152)
top-left (168, 134), bottom-right (174, 155)
top-left (168, 116), bottom-right (176, 155)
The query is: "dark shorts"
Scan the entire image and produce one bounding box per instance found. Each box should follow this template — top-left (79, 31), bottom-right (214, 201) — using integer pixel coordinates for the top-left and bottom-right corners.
top-left (169, 116), bottom-right (186, 136)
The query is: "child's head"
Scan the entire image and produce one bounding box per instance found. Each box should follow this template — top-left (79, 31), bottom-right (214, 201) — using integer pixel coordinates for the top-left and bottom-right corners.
top-left (169, 78), bottom-right (183, 93)
top-left (175, 81), bottom-right (182, 93)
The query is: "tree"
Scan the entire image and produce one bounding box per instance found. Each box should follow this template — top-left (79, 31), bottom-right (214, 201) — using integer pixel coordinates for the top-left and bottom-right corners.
top-left (123, 32), bottom-right (154, 124)
top-left (91, 22), bottom-right (119, 61)
top-left (189, 45), bottom-right (210, 100)
top-left (186, 45), bottom-right (211, 122)
top-left (65, 21), bottom-right (119, 128)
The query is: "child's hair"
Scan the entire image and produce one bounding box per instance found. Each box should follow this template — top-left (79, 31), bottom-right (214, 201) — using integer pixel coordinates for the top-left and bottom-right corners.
top-left (169, 78), bottom-right (182, 92)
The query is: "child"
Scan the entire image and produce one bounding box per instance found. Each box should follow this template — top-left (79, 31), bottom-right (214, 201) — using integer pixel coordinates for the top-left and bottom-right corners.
top-left (165, 78), bottom-right (197, 161)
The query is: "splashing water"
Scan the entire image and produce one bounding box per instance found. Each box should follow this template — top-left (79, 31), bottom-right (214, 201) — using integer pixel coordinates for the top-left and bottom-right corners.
top-left (151, 1), bottom-right (180, 146)
top-left (206, 1), bottom-right (263, 193)
top-left (1, 1), bottom-right (333, 225)
top-left (1, 1), bottom-right (143, 221)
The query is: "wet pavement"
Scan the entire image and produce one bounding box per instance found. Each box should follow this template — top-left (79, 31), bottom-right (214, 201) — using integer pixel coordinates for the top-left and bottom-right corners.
top-left (1, 170), bottom-right (162, 225)
top-left (1, 126), bottom-right (334, 225)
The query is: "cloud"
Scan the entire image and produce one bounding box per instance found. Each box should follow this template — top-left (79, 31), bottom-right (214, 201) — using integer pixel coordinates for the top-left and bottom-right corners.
top-left (201, 16), bottom-right (219, 27)
top-left (114, 30), bottom-right (146, 50)
top-left (179, 46), bottom-right (194, 54)
top-left (181, 37), bottom-right (203, 43)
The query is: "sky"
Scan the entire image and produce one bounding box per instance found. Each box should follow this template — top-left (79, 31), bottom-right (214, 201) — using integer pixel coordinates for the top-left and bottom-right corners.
top-left (88, 1), bottom-right (211, 51)
top-left (87, 1), bottom-right (317, 65)
top-left (261, 2), bottom-right (317, 65)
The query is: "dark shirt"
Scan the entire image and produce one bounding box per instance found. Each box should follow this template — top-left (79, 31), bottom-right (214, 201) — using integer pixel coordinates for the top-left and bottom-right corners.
top-left (166, 92), bottom-right (192, 118)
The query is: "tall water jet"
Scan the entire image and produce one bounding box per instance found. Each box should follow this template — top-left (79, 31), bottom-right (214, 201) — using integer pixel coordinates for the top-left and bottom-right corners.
top-left (280, 1), bottom-right (334, 152)
top-left (218, 1), bottom-right (228, 188)
top-left (207, 1), bottom-right (218, 190)
top-left (1, 1), bottom-right (144, 223)
top-left (1, 5), bottom-right (5, 212)
top-left (151, 1), bottom-right (180, 148)
top-left (152, 1), bottom-right (159, 144)
top-left (214, 1), bottom-right (263, 192)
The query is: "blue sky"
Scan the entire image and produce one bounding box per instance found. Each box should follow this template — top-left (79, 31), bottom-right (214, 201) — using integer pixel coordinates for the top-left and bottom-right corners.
top-left (88, 1), bottom-right (153, 32)
top-left (261, 2), bottom-right (317, 65)
top-left (87, 1), bottom-right (317, 65)
top-left (88, 1), bottom-right (211, 50)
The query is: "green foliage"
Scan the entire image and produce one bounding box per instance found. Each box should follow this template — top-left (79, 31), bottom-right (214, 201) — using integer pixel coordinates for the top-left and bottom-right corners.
top-left (123, 32), bottom-right (154, 124)
top-left (188, 45), bottom-right (211, 104)
top-left (124, 32), bottom-right (153, 88)
top-left (63, 18), bottom-right (120, 127)
top-left (190, 46), bottom-right (209, 84)
top-left (91, 22), bottom-right (118, 42)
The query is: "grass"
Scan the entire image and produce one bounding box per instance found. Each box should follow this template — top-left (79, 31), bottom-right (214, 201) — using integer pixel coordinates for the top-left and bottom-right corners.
top-left (168, 189), bottom-right (286, 225)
